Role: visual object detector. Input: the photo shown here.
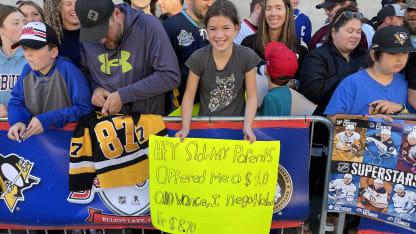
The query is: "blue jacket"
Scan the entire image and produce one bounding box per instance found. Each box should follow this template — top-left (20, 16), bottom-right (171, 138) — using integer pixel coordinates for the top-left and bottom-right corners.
top-left (294, 9), bottom-right (312, 45)
top-left (8, 56), bottom-right (94, 130)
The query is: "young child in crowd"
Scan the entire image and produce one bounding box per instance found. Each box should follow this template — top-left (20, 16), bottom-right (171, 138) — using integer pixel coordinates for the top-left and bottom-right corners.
top-left (175, 0), bottom-right (260, 143)
top-left (0, 5), bottom-right (26, 118)
top-left (259, 41), bottom-right (299, 116)
top-left (325, 25), bottom-right (414, 123)
top-left (7, 22), bottom-right (94, 141)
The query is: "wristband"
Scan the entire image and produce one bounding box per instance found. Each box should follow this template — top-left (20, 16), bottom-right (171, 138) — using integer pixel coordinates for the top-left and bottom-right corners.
top-left (394, 104), bottom-right (408, 114)
top-left (400, 104), bottom-right (408, 114)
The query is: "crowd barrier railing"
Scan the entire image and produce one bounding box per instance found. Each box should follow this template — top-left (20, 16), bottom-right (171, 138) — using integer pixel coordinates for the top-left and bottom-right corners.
top-left (0, 115), bottom-right (335, 234)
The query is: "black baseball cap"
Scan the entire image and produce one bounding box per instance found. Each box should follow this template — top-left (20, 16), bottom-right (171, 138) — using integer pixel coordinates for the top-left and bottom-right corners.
top-left (12, 22), bottom-right (59, 49)
top-left (376, 4), bottom-right (404, 26)
top-left (382, 0), bottom-right (405, 7)
top-left (316, 0), bottom-right (345, 9)
top-left (371, 26), bottom-right (416, 53)
top-left (75, 0), bottom-right (115, 42)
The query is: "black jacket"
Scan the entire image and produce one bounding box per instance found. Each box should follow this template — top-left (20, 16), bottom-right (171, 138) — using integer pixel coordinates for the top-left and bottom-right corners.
top-left (406, 52), bottom-right (416, 90)
top-left (298, 41), bottom-right (368, 115)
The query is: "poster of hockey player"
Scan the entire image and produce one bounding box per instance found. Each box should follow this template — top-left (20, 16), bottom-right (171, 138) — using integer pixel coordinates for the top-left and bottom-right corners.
top-left (357, 178), bottom-right (392, 214)
top-left (332, 118), bottom-right (367, 162)
top-left (397, 122), bottom-right (416, 173)
top-left (388, 184), bottom-right (416, 221)
top-left (328, 173), bottom-right (359, 206)
top-left (363, 120), bottom-right (403, 169)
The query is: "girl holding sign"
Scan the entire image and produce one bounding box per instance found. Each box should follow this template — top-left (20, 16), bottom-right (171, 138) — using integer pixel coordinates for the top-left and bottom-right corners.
top-left (175, 0), bottom-right (260, 143)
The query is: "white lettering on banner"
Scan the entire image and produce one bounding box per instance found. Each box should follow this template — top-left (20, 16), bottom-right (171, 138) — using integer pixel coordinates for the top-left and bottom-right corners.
top-left (0, 74), bottom-right (19, 91)
top-left (342, 162), bottom-right (416, 188)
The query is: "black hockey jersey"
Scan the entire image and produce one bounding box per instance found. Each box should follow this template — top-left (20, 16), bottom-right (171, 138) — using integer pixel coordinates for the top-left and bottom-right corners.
top-left (69, 111), bottom-right (168, 191)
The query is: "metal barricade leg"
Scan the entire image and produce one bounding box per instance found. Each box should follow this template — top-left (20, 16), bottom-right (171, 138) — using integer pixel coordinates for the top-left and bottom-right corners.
top-left (316, 118), bottom-right (335, 234)
top-left (336, 213), bottom-right (346, 234)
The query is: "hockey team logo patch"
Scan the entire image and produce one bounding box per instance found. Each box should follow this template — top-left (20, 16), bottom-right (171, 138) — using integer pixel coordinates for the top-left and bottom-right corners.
top-left (394, 32), bottom-right (408, 45)
top-left (273, 165), bottom-right (293, 213)
top-left (177, 29), bottom-right (194, 47)
top-left (0, 153), bottom-right (40, 212)
top-left (68, 178), bottom-right (150, 221)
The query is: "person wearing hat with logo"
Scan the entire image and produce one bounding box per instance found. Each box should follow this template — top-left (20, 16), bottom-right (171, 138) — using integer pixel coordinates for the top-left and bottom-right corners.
top-left (7, 22), bottom-right (94, 141)
top-left (74, 0), bottom-right (180, 116)
top-left (376, 4), bottom-right (405, 30)
top-left (325, 26), bottom-right (415, 124)
top-left (259, 41), bottom-right (298, 116)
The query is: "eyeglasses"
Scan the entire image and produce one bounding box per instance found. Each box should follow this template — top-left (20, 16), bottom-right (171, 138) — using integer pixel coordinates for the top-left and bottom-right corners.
top-left (332, 11), bottom-right (364, 26)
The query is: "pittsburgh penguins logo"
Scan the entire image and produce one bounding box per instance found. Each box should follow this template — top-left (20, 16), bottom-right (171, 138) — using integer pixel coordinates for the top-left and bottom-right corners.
top-left (0, 154), bottom-right (40, 212)
top-left (394, 32), bottom-right (408, 45)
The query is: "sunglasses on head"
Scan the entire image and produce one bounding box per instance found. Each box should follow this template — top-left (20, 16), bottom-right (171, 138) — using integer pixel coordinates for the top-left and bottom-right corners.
top-left (333, 11), bottom-right (364, 26)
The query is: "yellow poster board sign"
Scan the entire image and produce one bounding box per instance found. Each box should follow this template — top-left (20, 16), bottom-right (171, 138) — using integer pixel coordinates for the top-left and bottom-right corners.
top-left (149, 136), bottom-right (280, 234)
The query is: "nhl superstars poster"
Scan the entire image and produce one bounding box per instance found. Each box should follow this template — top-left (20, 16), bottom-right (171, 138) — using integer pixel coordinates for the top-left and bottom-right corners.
top-left (329, 115), bottom-right (416, 231)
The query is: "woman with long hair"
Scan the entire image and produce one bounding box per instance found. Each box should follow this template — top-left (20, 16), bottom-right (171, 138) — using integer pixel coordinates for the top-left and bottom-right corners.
top-left (16, 1), bottom-right (44, 23)
top-left (0, 5), bottom-right (26, 117)
top-left (241, 0), bottom-right (307, 80)
top-left (44, 0), bottom-right (81, 65)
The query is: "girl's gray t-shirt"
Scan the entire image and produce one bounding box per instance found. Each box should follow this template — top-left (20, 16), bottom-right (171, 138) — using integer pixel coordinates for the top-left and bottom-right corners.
top-left (185, 44), bottom-right (260, 116)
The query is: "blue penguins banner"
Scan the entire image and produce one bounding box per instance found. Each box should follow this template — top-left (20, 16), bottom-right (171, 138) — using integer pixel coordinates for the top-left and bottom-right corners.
top-left (328, 115), bottom-right (416, 232)
top-left (0, 118), bottom-right (310, 229)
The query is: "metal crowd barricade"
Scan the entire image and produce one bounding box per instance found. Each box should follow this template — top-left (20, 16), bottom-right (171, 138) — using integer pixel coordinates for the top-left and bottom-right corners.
top-left (164, 116), bottom-right (335, 234)
top-left (0, 116), bottom-right (335, 234)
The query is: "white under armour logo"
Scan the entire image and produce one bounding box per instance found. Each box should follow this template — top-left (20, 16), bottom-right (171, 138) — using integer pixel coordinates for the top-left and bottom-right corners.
top-left (87, 10), bottom-right (99, 21)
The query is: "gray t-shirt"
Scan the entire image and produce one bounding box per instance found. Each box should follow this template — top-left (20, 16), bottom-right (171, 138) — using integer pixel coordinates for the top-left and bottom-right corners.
top-left (185, 44), bottom-right (260, 116)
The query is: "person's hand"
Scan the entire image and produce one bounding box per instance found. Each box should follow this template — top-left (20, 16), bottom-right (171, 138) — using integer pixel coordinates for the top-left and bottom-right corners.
top-left (243, 126), bottom-right (256, 144)
top-left (369, 100), bottom-right (403, 115)
top-left (7, 122), bottom-right (26, 141)
top-left (369, 114), bottom-right (394, 122)
top-left (22, 117), bottom-right (44, 140)
top-left (0, 104), bottom-right (7, 117)
top-left (102, 91), bottom-right (123, 116)
top-left (91, 87), bottom-right (111, 108)
top-left (175, 128), bottom-right (189, 143)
